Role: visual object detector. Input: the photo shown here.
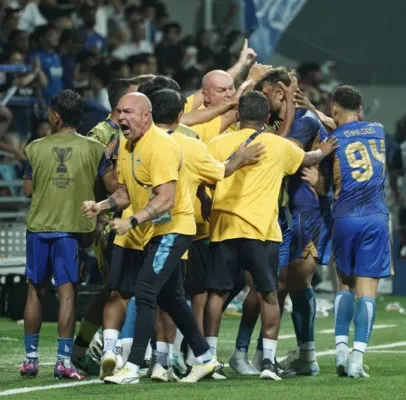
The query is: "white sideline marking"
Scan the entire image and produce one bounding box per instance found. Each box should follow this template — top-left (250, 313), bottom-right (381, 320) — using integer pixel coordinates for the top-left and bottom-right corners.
top-left (318, 324), bottom-right (397, 334)
top-left (367, 350), bottom-right (406, 354)
top-left (3, 341), bottom-right (406, 397)
top-left (0, 337), bottom-right (18, 342)
top-left (0, 380), bottom-right (101, 397)
top-left (223, 324), bottom-right (398, 343)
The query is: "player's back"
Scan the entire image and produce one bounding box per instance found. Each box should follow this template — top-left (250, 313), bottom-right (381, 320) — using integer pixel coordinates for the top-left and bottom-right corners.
top-left (332, 120), bottom-right (388, 218)
top-left (287, 109), bottom-right (326, 212)
top-left (209, 128), bottom-right (304, 240)
top-left (26, 132), bottom-right (107, 233)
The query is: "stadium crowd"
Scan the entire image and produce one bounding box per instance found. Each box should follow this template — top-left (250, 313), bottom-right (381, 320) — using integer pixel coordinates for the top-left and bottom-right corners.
top-left (0, 0), bottom-right (344, 197)
top-left (0, 0), bottom-right (396, 388)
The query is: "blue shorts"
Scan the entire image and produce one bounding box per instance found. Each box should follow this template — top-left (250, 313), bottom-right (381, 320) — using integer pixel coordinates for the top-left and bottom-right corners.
top-left (25, 232), bottom-right (80, 286)
top-left (333, 214), bottom-right (392, 278)
top-left (278, 207), bottom-right (292, 268)
top-left (318, 207), bottom-right (333, 265)
top-left (290, 210), bottom-right (322, 262)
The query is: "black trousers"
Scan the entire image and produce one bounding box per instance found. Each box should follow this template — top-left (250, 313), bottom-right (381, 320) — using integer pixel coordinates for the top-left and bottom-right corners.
top-left (127, 233), bottom-right (210, 366)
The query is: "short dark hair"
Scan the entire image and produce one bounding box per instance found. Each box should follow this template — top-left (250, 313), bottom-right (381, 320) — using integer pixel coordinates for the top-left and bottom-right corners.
top-left (149, 89), bottom-right (186, 125)
top-left (258, 67), bottom-right (292, 89)
top-left (238, 91), bottom-right (270, 122)
top-left (107, 78), bottom-right (139, 110)
top-left (163, 22), bottom-right (181, 35)
top-left (49, 89), bottom-right (83, 128)
top-left (331, 85), bottom-right (362, 111)
top-left (297, 62), bottom-right (320, 80)
top-left (138, 75), bottom-right (181, 98)
top-left (91, 63), bottom-right (113, 87)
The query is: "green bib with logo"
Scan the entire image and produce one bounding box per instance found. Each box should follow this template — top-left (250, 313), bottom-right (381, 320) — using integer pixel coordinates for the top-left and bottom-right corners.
top-left (26, 132), bottom-right (106, 233)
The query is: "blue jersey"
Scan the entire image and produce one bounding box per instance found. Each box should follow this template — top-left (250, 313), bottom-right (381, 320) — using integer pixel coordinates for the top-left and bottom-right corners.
top-left (28, 50), bottom-right (63, 102)
top-left (332, 121), bottom-right (388, 218)
top-left (287, 109), bottom-right (327, 212)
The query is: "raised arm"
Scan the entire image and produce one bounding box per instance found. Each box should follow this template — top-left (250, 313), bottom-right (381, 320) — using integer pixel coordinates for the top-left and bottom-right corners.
top-left (301, 137), bottom-right (338, 167)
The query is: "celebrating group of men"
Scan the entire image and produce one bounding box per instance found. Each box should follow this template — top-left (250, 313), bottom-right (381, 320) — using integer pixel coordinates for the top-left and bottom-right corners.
top-left (19, 42), bottom-right (391, 385)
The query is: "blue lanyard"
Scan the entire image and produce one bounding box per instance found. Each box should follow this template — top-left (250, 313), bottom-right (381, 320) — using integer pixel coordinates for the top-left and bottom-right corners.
top-left (226, 128), bottom-right (265, 161)
top-left (106, 118), bottom-right (120, 130)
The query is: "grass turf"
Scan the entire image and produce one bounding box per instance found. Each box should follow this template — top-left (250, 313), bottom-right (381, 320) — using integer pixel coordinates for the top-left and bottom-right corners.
top-left (1, 294), bottom-right (406, 399)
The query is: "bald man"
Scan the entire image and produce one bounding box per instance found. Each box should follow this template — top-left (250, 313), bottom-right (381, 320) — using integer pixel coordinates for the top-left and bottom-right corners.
top-left (82, 93), bottom-right (216, 385)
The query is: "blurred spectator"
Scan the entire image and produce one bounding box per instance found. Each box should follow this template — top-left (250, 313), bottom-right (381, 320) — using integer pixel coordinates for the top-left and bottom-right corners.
top-left (35, 118), bottom-right (51, 138)
top-left (127, 53), bottom-right (157, 77)
top-left (112, 20), bottom-right (153, 60)
top-left (297, 62), bottom-right (330, 115)
top-left (216, 30), bottom-right (244, 70)
top-left (77, 4), bottom-right (108, 57)
top-left (59, 29), bottom-right (84, 90)
top-left (27, 24), bottom-right (62, 103)
top-left (320, 60), bottom-right (340, 94)
top-left (0, 50), bottom-right (47, 148)
top-left (73, 51), bottom-right (97, 91)
top-left (0, 7), bottom-right (21, 54)
top-left (16, 0), bottom-right (47, 34)
top-left (155, 22), bottom-right (183, 76)
top-left (6, 29), bottom-right (30, 58)
top-left (88, 63), bottom-right (113, 112)
top-left (109, 59), bottom-right (131, 79)
top-left (38, 0), bottom-right (69, 20)
top-left (195, 29), bottom-right (216, 66)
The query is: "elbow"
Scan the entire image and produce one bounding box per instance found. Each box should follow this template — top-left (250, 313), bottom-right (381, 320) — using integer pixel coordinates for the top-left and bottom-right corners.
top-left (162, 195), bottom-right (175, 213)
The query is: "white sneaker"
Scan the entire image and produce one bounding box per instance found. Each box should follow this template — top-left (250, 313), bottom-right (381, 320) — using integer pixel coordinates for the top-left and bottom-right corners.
top-left (288, 358), bottom-right (320, 376)
top-left (171, 352), bottom-right (188, 376)
top-left (278, 348), bottom-right (299, 370)
top-left (115, 354), bottom-right (125, 373)
top-left (181, 359), bottom-right (216, 383)
top-left (252, 349), bottom-right (263, 372)
top-left (229, 350), bottom-right (260, 375)
top-left (348, 354), bottom-right (370, 379)
top-left (211, 361), bottom-right (227, 380)
top-left (104, 365), bottom-right (140, 384)
top-left (335, 351), bottom-right (349, 377)
top-left (150, 364), bottom-right (179, 382)
top-left (100, 351), bottom-right (117, 380)
top-left (88, 330), bottom-right (103, 362)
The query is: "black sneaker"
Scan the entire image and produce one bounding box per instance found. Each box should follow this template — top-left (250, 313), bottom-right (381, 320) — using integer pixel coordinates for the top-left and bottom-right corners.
top-left (259, 358), bottom-right (282, 381)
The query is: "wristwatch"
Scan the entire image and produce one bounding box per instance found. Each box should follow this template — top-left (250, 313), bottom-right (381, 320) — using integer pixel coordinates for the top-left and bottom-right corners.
top-left (130, 216), bottom-right (138, 228)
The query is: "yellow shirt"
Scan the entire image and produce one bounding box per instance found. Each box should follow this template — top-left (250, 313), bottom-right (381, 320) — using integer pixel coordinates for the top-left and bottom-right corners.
top-left (190, 105), bottom-right (237, 237)
top-left (169, 130), bottom-right (225, 203)
top-left (208, 128), bottom-right (305, 242)
top-left (166, 130), bottom-right (224, 252)
top-left (183, 94), bottom-right (195, 114)
top-left (131, 124), bottom-right (196, 239)
top-left (114, 136), bottom-right (148, 250)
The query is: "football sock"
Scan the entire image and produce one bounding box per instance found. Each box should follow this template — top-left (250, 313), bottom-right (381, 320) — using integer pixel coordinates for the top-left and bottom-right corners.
top-left (334, 290), bottom-right (355, 353)
top-left (24, 333), bottom-right (39, 360)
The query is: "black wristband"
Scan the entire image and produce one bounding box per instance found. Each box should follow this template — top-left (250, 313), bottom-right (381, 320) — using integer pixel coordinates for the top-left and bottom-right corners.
top-left (130, 216), bottom-right (138, 228)
top-left (108, 197), bottom-right (118, 212)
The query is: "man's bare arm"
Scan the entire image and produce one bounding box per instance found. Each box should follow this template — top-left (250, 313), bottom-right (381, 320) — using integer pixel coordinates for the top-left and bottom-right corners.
top-left (181, 101), bottom-right (235, 126)
top-left (132, 181), bottom-right (176, 225)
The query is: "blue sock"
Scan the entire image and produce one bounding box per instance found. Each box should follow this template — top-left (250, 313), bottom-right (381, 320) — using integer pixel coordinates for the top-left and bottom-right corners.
top-left (119, 297), bottom-right (137, 340)
top-left (24, 333), bottom-right (39, 359)
top-left (235, 323), bottom-right (254, 352)
top-left (256, 331), bottom-right (263, 351)
top-left (291, 288), bottom-right (316, 344)
top-left (353, 296), bottom-right (376, 362)
top-left (334, 290), bottom-right (355, 349)
top-left (57, 337), bottom-right (74, 360)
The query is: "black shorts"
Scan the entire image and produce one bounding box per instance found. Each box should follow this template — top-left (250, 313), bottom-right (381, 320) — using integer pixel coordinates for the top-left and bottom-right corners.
top-left (108, 245), bottom-right (143, 294)
top-left (206, 239), bottom-right (280, 293)
top-left (134, 234), bottom-right (193, 302)
top-left (184, 239), bottom-right (209, 296)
